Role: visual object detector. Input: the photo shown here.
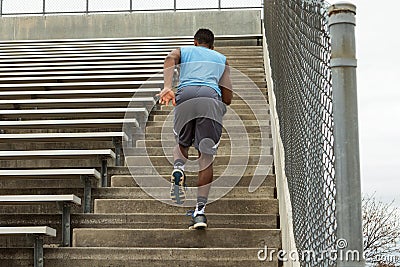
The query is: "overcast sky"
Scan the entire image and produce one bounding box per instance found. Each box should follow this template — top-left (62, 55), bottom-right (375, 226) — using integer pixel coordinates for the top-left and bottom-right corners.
top-left (1, 0), bottom-right (399, 208)
top-left (348, 0), bottom-right (400, 208)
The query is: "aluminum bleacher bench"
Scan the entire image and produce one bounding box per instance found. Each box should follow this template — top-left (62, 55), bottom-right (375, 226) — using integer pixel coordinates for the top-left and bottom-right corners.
top-left (0, 132), bottom-right (128, 166)
top-left (0, 54), bottom-right (167, 64)
top-left (0, 50), bottom-right (170, 58)
top-left (0, 108), bottom-right (148, 123)
top-left (0, 47), bottom-right (257, 60)
top-left (0, 52), bottom-right (166, 61)
top-left (0, 61), bottom-right (165, 69)
top-left (0, 70), bottom-right (163, 78)
top-left (0, 97), bottom-right (156, 109)
top-left (0, 46), bottom-right (179, 54)
top-left (0, 36), bottom-right (193, 46)
top-left (0, 169), bottom-right (100, 213)
top-left (0, 56), bottom-right (258, 71)
top-left (0, 149), bottom-right (116, 186)
top-left (0, 88), bottom-right (160, 100)
top-left (0, 80), bottom-right (162, 91)
top-left (0, 226), bottom-right (56, 267)
top-left (0, 194), bottom-right (80, 247)
top-left (0, 34), bottom-right (260, 46)
top-left (0, 73), bottom-right (163, 83)
top-left (0, 149), bottom-right (116, 160)
top-left (0, 119), bottom-right (140, 139)
top-left (0, 44), bottom-right (249, 58)
top-left (0, 52), bottom-right (169, 61)
top-left (0, 119), bottom-right (140, 144)
top-left (0, 53), bottom-right (252, 65)
top-left (0, 132), bottom-right (128, 142)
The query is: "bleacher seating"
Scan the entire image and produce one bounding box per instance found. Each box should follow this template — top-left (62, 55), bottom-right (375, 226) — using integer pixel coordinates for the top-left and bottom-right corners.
top-left (0, 34), bottom-right (280, 266)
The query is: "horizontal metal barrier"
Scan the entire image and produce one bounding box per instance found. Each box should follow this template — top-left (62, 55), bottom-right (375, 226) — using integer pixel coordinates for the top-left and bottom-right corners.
top-left (0, 0), bottom-right (262, 16)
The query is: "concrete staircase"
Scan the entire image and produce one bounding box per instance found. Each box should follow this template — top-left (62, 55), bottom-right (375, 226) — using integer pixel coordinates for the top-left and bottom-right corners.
top-left (0, 37), bottom-right (280, 266)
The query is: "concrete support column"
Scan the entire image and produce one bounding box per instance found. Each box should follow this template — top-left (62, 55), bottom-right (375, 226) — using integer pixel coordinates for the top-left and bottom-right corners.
top-left (328, 3), bottom-right (364, 266)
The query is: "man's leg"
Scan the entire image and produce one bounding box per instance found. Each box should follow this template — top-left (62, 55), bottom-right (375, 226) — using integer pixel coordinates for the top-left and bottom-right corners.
top-left (173, 144), bottom-right (189, 168)
top-left (189, 152), bottom-right (214, 229)
top-left (197, 152), bottom-right (214, 207)
top-left (170, 144), bottom-right (190, 205)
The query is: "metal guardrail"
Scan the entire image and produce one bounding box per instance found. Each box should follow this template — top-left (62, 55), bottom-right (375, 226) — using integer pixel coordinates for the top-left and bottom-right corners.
top-left (265, 0), bottom-right (364, 266)
top-left (0, 0), bottom-right (262, 16)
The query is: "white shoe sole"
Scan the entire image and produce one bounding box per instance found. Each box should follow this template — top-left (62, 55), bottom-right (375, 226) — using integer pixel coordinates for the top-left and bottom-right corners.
top-left (189, 222), bottom-right (208, 230)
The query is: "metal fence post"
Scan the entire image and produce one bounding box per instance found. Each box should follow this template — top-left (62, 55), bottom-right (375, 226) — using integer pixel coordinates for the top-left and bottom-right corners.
top-left (174, 0), bottom-right (177, 11)
top-left (0, 0), bottom-right (3, 17)
top-left (86, 0), bottom-right (89, 14)
top-left (328, 3), bottom-right (364, 266)
top-left (42, 0), bottom-right (46, 15)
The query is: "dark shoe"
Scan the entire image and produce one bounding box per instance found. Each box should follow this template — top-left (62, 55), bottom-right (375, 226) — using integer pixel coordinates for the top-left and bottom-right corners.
top-left (189, 214), bottom-right (208, 230)
top-left (170, 168), bottom-right (186, 205)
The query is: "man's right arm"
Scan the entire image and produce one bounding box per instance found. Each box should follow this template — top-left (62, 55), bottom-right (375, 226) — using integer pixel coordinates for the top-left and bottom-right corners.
top-left (219, 61), bottom-right (233, 106)
top-left (158, 49), bottom-right (181, 106)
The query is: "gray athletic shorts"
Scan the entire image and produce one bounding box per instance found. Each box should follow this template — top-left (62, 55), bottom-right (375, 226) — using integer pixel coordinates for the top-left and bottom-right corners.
top-left (174, 86), bottom-right (227, 155)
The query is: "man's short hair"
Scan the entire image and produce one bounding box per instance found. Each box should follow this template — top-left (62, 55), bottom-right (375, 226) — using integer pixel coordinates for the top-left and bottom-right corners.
top-left (194, 29), bottom-right (214, 48)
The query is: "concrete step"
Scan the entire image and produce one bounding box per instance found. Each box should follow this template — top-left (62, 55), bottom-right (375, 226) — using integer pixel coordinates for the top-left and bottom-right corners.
top-left (72, 228), bottom-right (281, 248)
top-left (149, 113), bottom-right (271, 121)
top-left (0, 248), bottom-right (279, 267)
top-left (225, 99), bottom-right (267, 104)
top-left (0, 186), bottom-right (275, 201)
top-left (111, 174), bottom-right (276, 188)
top-left (160, 104), bottom-right (269, 111)
top-left (0, 171), bottom-right (276, 189)
top-left (150, 109), bottom-right (270, 116)
top-left (121, 165), bottom-right (274, 176)
top-left (136, 138), bottom-right (274, 147)
top-left (2, 213), bottom-right (278, 230)
top-left (0, 190), bottom-right (272, 214)
top-left (126, 155), bottom-right (273, 167)
top-left (108, 165), bottom-right (274, 176)
top-left (145, 120), bottom-right (270, 127)
top-left (126, 146), bottom-right (273, 156)
top-left (144, 125), bottom-right (271, 134)
top-left (94, 198), bottom-right (279, 214)
top-left (141, 132), bottom-right (270, 140)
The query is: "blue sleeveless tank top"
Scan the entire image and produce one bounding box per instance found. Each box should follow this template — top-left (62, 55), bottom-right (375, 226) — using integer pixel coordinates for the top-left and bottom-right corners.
top-left (178, 46), bottom-right (226, 96)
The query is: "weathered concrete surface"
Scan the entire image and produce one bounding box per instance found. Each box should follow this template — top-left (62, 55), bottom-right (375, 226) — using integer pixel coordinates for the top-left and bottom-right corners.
top-left (0, 10), bottom-right (261, 40)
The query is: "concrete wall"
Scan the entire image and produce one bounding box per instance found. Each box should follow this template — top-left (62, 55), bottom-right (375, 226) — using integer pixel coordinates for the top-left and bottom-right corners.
top-left (0, 10), bottom-right (261, 40)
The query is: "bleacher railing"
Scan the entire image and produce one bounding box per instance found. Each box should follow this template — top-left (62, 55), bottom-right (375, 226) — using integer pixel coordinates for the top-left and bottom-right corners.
top-left (0, 0), bottom-right (262, 16)
top-left (264, 0), bottom-right (363, 266)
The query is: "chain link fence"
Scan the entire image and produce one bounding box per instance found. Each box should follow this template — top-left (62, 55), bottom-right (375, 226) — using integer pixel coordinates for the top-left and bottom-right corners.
top-left (264, 0), bottom-right (336, 266)
top-left (0, 0), bottom-right (262, 16)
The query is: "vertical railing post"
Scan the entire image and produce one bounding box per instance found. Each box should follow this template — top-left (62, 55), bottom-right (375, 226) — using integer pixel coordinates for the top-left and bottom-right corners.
top-left (174, 0), bottom-right (177, 11)
top-left (0, 0), bottom-right (3, 17)
top-left (34, 236), bottom-right (44, 267)
top-left (42, 0), bottom-right (46, 15)
top-left (130, 0), bottom-right (132, 12)
top-left (86, 0), bottom-right (89, 14)
top-left (218, 0), bottom-right (221, 10)
top-left (328, 3), bottom-right (364, 266)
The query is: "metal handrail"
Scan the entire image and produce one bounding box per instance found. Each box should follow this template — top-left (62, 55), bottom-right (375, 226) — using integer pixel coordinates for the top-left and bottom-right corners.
top-left (0, 0), bottom-right (263, 17)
